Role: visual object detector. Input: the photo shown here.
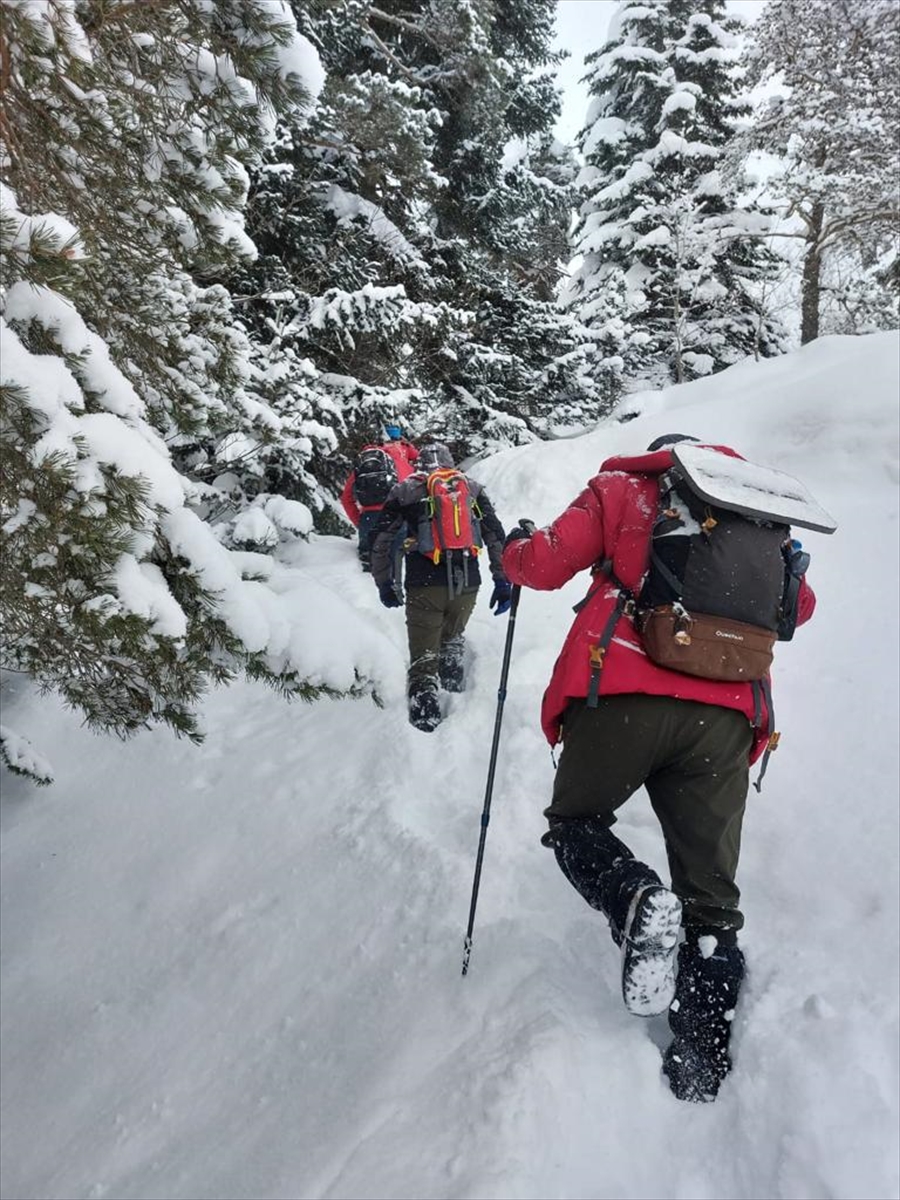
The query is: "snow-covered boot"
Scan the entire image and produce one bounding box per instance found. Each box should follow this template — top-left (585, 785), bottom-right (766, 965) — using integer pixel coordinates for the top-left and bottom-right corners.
top-left (408, 678), bottom-right (442, 732)
top-left (439, 636), bottom-right (466, 693)
top-left (617, 872), bottom-right (683, 1017)
top-left (662, 936), bottom-right (745, 1102)
top-left (542, 817), bottom-right (681, 1017)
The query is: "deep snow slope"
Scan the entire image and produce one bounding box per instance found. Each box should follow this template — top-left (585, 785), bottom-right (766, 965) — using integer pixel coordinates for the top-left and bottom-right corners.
top-left (2, 333), bottom-right (898, 1200)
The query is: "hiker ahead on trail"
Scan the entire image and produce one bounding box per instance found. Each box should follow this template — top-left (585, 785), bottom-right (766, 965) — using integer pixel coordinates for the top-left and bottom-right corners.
top-left (502, 434), bottom-right (825, 1104)
top-left (371, 442), bottom-right (510, 732)
top-left (341, 425), bottom-right (419, 571)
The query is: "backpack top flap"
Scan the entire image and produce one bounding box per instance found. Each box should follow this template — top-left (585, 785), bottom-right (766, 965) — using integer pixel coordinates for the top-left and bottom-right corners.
top-left (354, 445), bottom-right (398, 507)
top-left (672, 444), bottom-right (838, 534)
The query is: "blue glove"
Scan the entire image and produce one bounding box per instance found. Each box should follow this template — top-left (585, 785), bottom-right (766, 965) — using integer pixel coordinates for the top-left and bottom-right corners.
top-left (489, 579), bottom-right (512, 616)
top-left (378, 581), bottom-right (403, 609)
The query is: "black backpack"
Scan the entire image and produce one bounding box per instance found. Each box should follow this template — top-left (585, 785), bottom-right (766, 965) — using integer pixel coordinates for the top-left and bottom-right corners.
top-left (634, 468), bottom-right (794, 682)
top-left (353, 445), bottom-right (398, 508)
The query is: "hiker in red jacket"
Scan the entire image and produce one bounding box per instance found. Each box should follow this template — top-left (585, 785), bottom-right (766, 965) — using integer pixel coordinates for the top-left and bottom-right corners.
top-left (502, 434), bottom-right (816, 1103)
top-left (341, 425), bottom-right (419, 571)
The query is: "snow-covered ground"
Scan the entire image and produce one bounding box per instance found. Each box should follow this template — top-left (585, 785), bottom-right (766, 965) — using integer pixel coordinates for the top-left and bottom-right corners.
top-left (2, 333), bottom-right (898, 1200)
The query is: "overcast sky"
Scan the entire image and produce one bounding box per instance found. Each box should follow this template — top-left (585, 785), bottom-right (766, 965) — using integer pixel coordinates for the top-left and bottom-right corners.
top-left (551, 0), bottom-right (766, 144)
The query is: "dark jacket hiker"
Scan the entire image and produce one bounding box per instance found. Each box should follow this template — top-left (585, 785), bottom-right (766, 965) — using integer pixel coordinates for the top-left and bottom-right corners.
top-left (371, 442), bottom-right (510, 731)
top-left (340, 426), bottom-right (419, 571)
top-left (502, 436), bottom-right (819, 1104)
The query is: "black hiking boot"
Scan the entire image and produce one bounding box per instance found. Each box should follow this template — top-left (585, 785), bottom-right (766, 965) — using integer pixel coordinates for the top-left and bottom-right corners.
top-left (662, 936), bottom-right (745, 1102)
top-left (408, 679), bottom-right (442, 732)
top-left (439, 636), bottom-right (466, 693)
top-left (542, 818), bottom-right (681, 1017)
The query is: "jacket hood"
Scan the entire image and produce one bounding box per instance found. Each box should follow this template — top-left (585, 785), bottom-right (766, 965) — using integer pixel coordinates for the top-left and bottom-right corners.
top-left (417, 442), bottom-right (454, 471)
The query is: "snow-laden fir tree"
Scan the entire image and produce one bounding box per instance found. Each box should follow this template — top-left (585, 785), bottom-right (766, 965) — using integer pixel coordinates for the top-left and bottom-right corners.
top-left (233, 0), bottom-right (604, 500)
top-left (0, 1), bottom-right (375, 774)
top-left (566, 0), bottom-right (788, 392)
top-left (739, 0), bottom-right (900, 343)
top-left (408, 0), bottom-right (611, 451)
top-left (231, 0), bottom-right (465, 526)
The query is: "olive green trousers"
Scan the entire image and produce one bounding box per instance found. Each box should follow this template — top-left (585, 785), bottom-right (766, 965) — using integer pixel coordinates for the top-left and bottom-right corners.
top-left (548, 694), bottom-right (753, 931)
top-left (405, 585), bottom-right (477, 686)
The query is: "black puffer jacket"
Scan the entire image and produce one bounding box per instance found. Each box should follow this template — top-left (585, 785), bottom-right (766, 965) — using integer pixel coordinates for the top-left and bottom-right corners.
top-left (370, 472), bottom-right (507, 590)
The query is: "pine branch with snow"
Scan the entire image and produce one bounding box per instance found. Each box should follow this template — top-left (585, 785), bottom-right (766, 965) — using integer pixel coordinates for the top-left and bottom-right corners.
top-left (0, 3), bottom-right (387, 762)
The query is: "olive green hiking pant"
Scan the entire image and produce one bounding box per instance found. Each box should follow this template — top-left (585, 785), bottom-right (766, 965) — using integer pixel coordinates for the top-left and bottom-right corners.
top-left (548, 694), bottom-right (753, 932)
top-left (406, 585), bottom-right (478, 688)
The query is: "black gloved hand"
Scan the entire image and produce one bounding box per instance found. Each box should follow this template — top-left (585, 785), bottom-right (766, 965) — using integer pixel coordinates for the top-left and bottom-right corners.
top-left (783, 538), bottom-right (811, 577)
top-left (504, 520), bottom-right (535, 549)
top-left (489, 579), bottom-right (512, 616)
top-left (378, 581), bottom-right (403, 609)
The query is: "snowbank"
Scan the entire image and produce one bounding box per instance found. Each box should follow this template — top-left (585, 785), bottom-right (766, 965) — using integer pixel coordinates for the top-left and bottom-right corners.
top-left (2, 333), bottom-right (898, 1200)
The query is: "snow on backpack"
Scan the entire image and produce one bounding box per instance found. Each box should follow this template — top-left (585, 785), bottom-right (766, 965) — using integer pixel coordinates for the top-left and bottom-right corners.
top-left (353, 445), bottom-right (398, 508)
top-left (415, 468), bottom-right (483, 564)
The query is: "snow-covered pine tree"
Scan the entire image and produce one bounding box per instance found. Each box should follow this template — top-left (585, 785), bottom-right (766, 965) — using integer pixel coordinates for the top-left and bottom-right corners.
top-left (0, 1), bottom-right (374, 772)
top-left (410, 0), bottom-right (609, 451)
top-left (230, 0), bottom-right (467, 527)
top-left (234, 0), bottom-right (601, 496)
top-left (567, 0), bottom-right (787, 392)
top-left (740, 0), bottom-right (900, 343)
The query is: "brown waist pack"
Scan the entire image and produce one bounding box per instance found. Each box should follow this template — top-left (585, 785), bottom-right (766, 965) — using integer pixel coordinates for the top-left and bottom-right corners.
top-left (638, 605), bottom-right (775, 682)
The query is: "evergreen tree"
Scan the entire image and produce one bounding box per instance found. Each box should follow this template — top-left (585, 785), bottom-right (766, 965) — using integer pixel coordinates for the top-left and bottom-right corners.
top-left (740, 0), bottom-right (900, 343)
top-left (567, 0), bottom-right (787, 391)
top-left (234, 0), bottom-right (600, 505)
top-left (229, 0), bottom-right (469, 516)
top-left (0, 1), bottom-right (372, 773)
top-left (411, 0), bottom-right (608, 450)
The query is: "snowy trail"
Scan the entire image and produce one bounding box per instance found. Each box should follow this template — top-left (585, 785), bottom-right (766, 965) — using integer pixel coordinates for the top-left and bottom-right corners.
top-left (2, 335), bottom-right (898, 1200)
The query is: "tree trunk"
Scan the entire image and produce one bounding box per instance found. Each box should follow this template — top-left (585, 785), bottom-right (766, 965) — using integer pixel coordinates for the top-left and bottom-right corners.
top-left (672, 278), bottom-right (684, 384)
top-left (800, 200), bottom-right (825, 344)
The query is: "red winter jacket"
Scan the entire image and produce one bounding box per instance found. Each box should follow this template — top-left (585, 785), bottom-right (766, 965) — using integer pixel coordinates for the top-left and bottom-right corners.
top-left (502, 446), bottom-right (816, 763)
top-left (340, 439), bottom-right (419, 527)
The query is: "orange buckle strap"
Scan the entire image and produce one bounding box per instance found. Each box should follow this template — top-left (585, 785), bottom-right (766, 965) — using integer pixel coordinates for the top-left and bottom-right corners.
top-left (586, 642), bottom-right (605, 709)
top-left (753, 729), bottom-right (781, 794)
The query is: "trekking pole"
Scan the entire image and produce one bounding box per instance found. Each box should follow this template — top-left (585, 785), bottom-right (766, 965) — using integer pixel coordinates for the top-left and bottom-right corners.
top-left (461, 519), bottom-right (534, 977)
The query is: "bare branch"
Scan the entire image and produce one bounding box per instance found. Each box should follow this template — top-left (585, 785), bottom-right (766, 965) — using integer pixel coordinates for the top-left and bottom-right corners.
top-left (362, 22), bottom-right (423, 86)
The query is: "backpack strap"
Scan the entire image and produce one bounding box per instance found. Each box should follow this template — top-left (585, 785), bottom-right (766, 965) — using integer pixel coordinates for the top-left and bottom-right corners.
top-left (645, 469), bottom-right (689, 602)
top-left (648, 548), bottom-right (684, 601)
top-left (752, 676), bottom-right (780, 793)
top-left (586, 590), bottom-right (632, 708)
top-left (583, 562), bottom-right (635, 709)
top-left (750, 679), bottom-right (762, 730)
